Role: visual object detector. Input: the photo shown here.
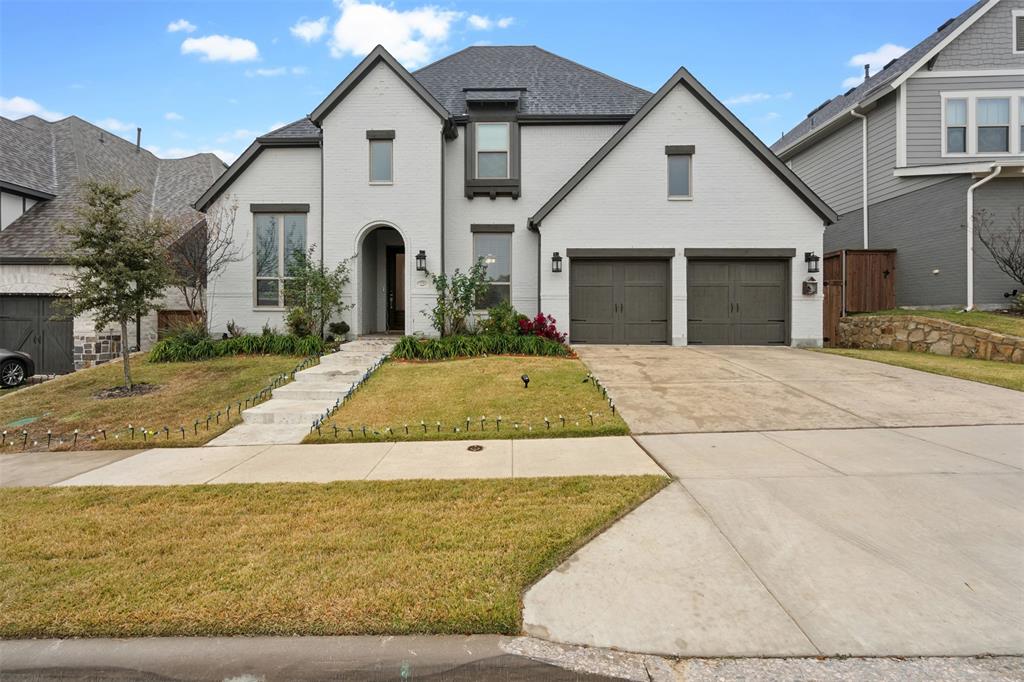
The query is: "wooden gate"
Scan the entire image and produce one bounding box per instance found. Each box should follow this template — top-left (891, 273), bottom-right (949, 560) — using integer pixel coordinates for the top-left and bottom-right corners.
top-left (822, 249), bottom-right (896, 347)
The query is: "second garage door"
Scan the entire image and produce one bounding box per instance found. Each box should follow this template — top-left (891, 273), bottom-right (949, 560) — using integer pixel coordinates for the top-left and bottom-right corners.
top-left (0, 295), bottom-right (75, 374)
top-left (570, 259), bottom-right (669, 344)
top-left (687, 259), bottom-right (788, 345)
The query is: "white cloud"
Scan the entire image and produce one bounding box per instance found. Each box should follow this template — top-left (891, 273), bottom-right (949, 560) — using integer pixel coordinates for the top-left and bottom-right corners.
top-left (291, 16), bottom-right (329, 42)
top-left (181, 35), bottom-right (259, 62)
top-left (763, 111), bottom-right (780, 120)
top-left (167, 19), bottom-right (196, 33)
top-left (216, 122), bottom-right (287, 143)
top-left (329, 0), bottom-right (463, 68)
top-left (164, 111), bottom-right (184, 121)
top-left (842, 43), bottom-right (908, 87)
top-left (245, 66), bottom-right (306, 77)
top-left (291, 66), bottom-right (307, 75)
top-left (0, 96), bottom-right (65, 121)
top-left (149, 145), bottom-right (238, 164)
top-left (97, 117), bottom-right (135, 133)
top-left (723, 92), bottom-right (792, 106)
top-left (467, 14), bottom-right (514, 30)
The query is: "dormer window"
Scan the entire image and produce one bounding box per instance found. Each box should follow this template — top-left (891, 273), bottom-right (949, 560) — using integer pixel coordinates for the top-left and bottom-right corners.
top-left (475, 123), bottom-right (510, 179)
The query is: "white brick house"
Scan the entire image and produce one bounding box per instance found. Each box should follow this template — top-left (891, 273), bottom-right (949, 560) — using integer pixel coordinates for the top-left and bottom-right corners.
top-left (196, 46), bottom-right (836, 347)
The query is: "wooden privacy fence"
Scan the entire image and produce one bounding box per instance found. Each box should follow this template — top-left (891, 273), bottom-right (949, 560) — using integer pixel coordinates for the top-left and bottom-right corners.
top-left (822, 249), bottom-right (896, 347)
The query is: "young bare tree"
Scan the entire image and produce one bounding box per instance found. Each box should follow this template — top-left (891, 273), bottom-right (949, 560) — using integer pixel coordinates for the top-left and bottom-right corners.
top-left (59, 182), bottom-right (173, 389)
top-left (975, 208), bottom-right (1024, 306)
top-left (165, 196), bottom-right (241, 329)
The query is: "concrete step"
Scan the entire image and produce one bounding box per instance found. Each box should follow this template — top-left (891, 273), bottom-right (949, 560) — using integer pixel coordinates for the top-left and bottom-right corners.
top-left (205, 422), bottom-right (311, 446)
top-left (294, 365), bottom-right (366, 383)
top-left (242, 399), bottom-right (336, 425)
top-left (272, 382), bottom-right (354, 402)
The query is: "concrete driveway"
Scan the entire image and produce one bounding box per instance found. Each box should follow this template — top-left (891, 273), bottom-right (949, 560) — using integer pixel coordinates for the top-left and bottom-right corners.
top-left (576, 345), bottom-right (1024, 433)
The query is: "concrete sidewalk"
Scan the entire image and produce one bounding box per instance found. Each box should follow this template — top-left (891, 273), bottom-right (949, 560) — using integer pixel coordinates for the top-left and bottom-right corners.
top-left (524, 424), bottom-right (1024, 658)
top-left (0, 436), bottom-right (665, 487)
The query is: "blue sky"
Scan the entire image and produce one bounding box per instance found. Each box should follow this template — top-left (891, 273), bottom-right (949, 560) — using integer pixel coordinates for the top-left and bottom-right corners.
top-left (1, 0), bottom-right (967, 163)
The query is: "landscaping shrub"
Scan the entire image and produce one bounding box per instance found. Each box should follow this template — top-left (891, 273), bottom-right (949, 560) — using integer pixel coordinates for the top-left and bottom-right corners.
top-left (477, 300), bottom-right (527, 336)
top-left (150, 332), bottom-right (324, 362)
top-left (391, 334), bottom-right (570, 361)
top-left (329, 320), bottom-right (350, 337)
top-left (285, 307), bottom-right (315, 337)
top-left (518, 313), bottom-right (567, 343)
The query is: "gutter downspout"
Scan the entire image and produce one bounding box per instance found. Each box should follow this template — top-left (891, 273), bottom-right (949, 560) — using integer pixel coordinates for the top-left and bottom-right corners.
top-left (850, 110), bottom-right (868, 248)
top-left (966, 164), bottom-right (1002, 310)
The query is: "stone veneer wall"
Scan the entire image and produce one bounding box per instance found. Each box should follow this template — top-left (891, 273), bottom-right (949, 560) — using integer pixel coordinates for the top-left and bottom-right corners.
top-left (837, 315), bottom-right (1024, 364)
top-left (74, 332), bottom-right (123, 370)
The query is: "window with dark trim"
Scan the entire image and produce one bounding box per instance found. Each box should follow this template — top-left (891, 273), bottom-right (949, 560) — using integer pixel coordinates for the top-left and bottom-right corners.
top-left (254, 213), bottom-right (307, 307)
top-left (666, 145), bottom-right (694, 199)
top-left (369, 139), bottom-right (393, 183)
top-left (473, 232), bottom-right (511, 307)
top-left (464, 106), bottom-right (521, 198)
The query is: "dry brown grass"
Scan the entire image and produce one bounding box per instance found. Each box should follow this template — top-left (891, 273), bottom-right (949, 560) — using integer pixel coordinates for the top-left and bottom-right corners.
top-left (822, 348), bottom-right (1024, 392)
top-left (0, 476), bottom-right (667, 637)
top-left (0, 355), bottom-right (302, 450)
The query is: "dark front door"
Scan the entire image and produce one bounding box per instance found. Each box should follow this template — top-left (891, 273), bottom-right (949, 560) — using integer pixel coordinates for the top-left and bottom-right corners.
top-left (687, 260), bottom-right (788, 345)
top-left (570, 259), bottom-right (669, 344)
top-left (386, 245), bottom-right (405, 333)
top-left (0, 296), bottom-right (75, 374)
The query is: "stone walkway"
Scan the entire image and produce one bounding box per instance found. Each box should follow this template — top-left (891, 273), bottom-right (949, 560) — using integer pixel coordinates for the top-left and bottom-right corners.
top-left (206, 337), bottom-right (396, 446)
top-left (0, 436), bottom-right (665, 487)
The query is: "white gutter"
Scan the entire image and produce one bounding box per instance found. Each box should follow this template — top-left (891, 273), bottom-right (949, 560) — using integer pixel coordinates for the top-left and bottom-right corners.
top-left (850, 110), bottom-right (868, 248)
top-left (966, 164), bottom-right (1002, 310)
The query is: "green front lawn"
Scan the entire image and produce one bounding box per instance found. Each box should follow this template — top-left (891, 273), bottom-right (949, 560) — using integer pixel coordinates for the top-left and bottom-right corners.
top-left (822, 348), bottom-right (1024, 392)
top-left (0, 355), bottom-right (304, 450)
top-left (0, 476), bottom-right (667, 637)
top-left (305, 356), bottom-right (628, 443)
top-left (861, 308), bottom-right (1024, 337)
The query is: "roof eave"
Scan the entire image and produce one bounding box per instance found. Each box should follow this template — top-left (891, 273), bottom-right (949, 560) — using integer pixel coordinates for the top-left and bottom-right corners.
top-left (0, 179), bottom-right (56, 201)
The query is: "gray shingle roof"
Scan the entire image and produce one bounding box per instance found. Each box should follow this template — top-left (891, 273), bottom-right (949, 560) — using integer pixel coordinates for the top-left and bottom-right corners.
top-left (261, 118), bottom-right (320, 141)
top-left (771, 0), bottom-right (989, 154)
top-left (413, 46), bottom-right (651, 117)
top-left (0, 115), bottom-right (225, 261)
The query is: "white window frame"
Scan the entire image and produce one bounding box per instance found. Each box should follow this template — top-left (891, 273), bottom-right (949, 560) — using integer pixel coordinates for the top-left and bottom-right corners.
top-left (940, 90), bottom-right (1024, 158)
top-left (667, 153), bottom-right (693, 200)
top-left (472, 232), bottom-right (512, 310)
top-left (253, 213), bottom-right (307, 309)
top-left (1013, 9), bottom-right (1024, 55)
top-left (368, 139), bottom-right (393, 185)
top-left (474, 122), bottom-right (510, 180)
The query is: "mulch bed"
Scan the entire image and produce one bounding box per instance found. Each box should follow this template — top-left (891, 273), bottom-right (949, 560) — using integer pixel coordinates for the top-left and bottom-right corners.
top-left (93, 384), bottom-right (161, 400)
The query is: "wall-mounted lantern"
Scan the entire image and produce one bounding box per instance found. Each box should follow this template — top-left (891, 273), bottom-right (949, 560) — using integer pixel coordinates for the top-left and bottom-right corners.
top-left (551, 251), bottom-right (563, 273)
top-left (415, 249), bottom-right (427, 272)
top-left (804, 251), bottom-right (820, 274)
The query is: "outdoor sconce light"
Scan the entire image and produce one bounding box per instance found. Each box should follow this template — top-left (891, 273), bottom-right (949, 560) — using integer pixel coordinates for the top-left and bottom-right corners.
top-left (551, 251), bottom-right (563, 273)
top-left (415, 249), bottom-right (427, 272)
top-left (804, 251), bottom-right (820, 274)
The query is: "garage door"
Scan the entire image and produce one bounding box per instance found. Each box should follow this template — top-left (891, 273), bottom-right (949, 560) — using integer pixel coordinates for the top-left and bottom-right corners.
top-left (570, 259), bottom-right (669, 344)
top-left (687, 260), bottom-right (788, 345)
top-left (0, 296), bottom-right (74, 374)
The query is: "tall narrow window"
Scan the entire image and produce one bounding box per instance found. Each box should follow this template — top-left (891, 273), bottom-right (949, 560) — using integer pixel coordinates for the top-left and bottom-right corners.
top-left (475, 122), bottom-right (510, 179)
top-left (977, 97), bottom-right (1010, 153)
top-left (1019, 97), bottom-right (1024, 152)
top-left (666, 145), bottom-right (694, 199)
top-left (254, 213), bottom-right (307, 307)
top-left (369, 139), bottom-right (393, 183)
top-left (945, 98), bottom-right (967, 154)
top-left (473, 233), bottom-right (511, 307)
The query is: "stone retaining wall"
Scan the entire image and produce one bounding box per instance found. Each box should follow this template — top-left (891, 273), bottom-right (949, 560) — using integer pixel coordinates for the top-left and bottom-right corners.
top-left (837, 315), bottom-right (1024, 364)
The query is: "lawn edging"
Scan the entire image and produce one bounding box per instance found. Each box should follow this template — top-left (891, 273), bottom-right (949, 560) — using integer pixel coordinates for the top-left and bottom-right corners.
top-left (838, 314), bottom-right (1024, 364)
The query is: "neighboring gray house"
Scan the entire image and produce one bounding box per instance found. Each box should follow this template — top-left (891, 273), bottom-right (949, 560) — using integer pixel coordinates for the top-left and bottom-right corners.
top-left (0, 115), bottom-right (225, 373)
top-left (196, 45), bottom-right (835, 348)
top-left (772, 0), bottom-right (1024, 309)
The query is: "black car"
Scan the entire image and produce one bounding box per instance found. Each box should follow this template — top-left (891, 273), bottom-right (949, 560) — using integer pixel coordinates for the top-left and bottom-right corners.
top-left (0, 349), bottom-right (34, 388)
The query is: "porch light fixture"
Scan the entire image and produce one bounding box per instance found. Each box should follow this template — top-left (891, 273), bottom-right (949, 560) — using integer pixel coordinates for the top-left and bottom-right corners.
top-left (415, 249), bottom-right (427, 272)
top-left (804, 252), bottom-right (820, 274)
top-left (551, 251), bottom-right (563, 273)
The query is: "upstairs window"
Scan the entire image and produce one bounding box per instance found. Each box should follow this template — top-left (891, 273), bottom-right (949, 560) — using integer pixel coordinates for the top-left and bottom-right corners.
top-left (1020, 98), bottom-right (1024, 152)
top-left (475, 123), bottom-right (510, 179)
top-left (945, 99), bottom-right (967, 154)
top-left (367, 130), bottom-right (395, 184)
top-left (977, 98), bottom-right (1010, 153)
top-left (1014, 10), bottom-right (1024, 54)
top-left (254, 213), bottom-right (306, 307)
top-left (665, 145), bottom-right (694, 199)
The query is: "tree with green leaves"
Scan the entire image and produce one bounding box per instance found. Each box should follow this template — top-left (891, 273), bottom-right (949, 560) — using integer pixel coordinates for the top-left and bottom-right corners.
top-left (426, 258), bottom-right (489, 337)
top-left (283, 246), bottom-right (353, 338)
top-left (58, 182), bottom-right (173, 389)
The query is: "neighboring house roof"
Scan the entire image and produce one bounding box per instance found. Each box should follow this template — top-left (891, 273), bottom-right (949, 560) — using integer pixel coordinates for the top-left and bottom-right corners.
top-left (199, 44), bottom-right (653, 210)
top-left (771, 0), bottom-right (994, 157)
top-left (529, 67), bottom-right (838, 228)
top-left (413, 45), bottom-right (652, 119)
top-left (0, 115), bottom-right (225, 263)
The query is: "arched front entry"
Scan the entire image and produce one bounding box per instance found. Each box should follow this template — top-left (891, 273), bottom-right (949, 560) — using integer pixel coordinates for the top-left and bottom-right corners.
top-left (358, 225), bottom-right (406, 335)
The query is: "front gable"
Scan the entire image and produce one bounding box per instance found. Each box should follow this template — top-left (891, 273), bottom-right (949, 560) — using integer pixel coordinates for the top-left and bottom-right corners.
top-left (933, 0), bottom-right (1024, 70)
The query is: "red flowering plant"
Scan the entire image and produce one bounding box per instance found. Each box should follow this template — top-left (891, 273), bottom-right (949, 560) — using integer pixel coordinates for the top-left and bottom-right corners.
top-left (517, 313), bottom-right (566, 343)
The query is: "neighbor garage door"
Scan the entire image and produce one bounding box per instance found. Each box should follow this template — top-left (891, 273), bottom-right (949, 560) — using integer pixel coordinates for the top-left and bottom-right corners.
top-left (570, 259), bottom-right (669, 344)
top-left (0, 295), bottom-right (74, 374)
top-left (687, 260), bottom-right (788, 345)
